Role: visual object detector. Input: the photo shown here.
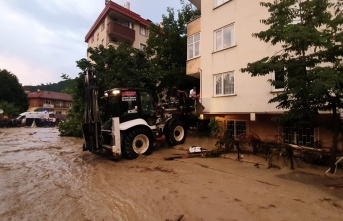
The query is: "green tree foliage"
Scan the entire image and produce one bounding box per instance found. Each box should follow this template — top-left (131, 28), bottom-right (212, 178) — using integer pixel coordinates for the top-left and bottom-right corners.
top-left (23, 78), bottom-right (74, 93)
top-left (58, 73), bottom-right (86, 137)
top-left (146, 0), bottom-right (200, 90)
top-left (87, 44), bottom-right (160, 92)
top-left (0, 69), bottom-right (28, 114)
top-left (0, 101), bottom-right (20, 118)
top-left (241, 0), bottom-right (343, 173)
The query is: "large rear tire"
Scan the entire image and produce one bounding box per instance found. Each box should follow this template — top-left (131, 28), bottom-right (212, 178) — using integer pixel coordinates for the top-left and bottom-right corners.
top-left (165, 119), bottom-right (187, 146)
top-left (122, 127), bottom-right (154, 159)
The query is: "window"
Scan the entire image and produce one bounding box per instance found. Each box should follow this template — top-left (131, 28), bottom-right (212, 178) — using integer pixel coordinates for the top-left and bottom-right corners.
top-left (56, 101), bottom-right (63, 107)
top-left (272, 68), bottom-right (286, 92)
top-left (91, 36), bottom-right (94, 43)
top-left (283, 123), bottom-right (315, 147)
top-left (226, 120), bottom-right (247, 137)
top-left (97, 33), bottom-right (99, 41)
top-left (140, 26), bottom-right (148, 36)
top-left (101, 22), bottom-right (105, 31)
top-left (214, 0), bottom-right (230, 7)
top-left (214, 71), bottom-right (234, 96)
top-left (214, 24), bottom-right (234, 51)
top-left (140, 91), bottom-right (155, 116)
top-left (139, 43), bottom-right (146, 50)
top-left (44, 100), bottom-right (51, 105)
top-left (187, 33), bottom-right (200, 60)
top-left (101, 39), bottom-right (104, 46)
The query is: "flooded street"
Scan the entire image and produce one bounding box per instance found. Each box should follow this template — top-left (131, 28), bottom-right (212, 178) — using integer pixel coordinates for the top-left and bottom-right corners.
top-left (0, 127), bottom-right (342, 221)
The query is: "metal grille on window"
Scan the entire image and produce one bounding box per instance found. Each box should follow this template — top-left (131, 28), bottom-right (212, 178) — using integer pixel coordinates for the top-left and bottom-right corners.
top-left (236, 121), bottom-right (246, 136)
top-left (226, 120), bottom-right (246, 137)
top-left (227, 121), bottom-right (235, 137)
top-left (283, 123), bottom-right (315, 147)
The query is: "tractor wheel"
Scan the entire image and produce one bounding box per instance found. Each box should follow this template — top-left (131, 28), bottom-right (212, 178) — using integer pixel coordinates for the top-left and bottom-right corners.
top-left (166, 119), bottom-right (187, 146)
top-left (122, 127), bottom-right (153, 159)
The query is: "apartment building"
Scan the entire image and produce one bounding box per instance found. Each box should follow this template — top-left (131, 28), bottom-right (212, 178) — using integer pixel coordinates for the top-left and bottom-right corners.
top-left (27, 91), bottom-right (72, 115)
top-left (85, 0), bottom-right (151, 57)
top-left (187, 0), bottom-right (341, 149)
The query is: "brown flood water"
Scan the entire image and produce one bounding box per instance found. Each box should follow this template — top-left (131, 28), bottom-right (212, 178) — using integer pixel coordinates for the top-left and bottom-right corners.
top-left (0, 127), bottom-right (342, 221)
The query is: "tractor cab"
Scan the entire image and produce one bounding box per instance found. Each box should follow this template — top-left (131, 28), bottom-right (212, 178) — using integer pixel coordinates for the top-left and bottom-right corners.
top-left (102, 88), bottom-right (157, 129)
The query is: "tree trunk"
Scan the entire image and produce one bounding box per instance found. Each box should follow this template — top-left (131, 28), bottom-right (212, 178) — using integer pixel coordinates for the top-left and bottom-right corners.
top-left (329, 103), bottom-right (339, 174)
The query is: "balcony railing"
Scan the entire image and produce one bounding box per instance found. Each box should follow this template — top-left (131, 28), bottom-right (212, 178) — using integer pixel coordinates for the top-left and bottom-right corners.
top-left (43, 104), bottom-right (54, 108)
top-left (107, 21), bottom-right (135, 43)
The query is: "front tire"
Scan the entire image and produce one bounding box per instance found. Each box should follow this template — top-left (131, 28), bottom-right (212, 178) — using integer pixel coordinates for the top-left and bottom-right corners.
top-left (165, 119), bottom-right (187, 146)
top-left (122, 127), bottom-right (154, 159)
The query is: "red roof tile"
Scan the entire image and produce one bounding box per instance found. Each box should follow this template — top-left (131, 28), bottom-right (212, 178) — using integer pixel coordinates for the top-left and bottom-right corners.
top-left (28, 91), bottom-right (72, 101)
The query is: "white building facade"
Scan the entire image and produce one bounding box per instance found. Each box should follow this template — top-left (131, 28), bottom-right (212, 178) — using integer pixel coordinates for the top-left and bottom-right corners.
top-left (187, 0), bottom-right (341, 149)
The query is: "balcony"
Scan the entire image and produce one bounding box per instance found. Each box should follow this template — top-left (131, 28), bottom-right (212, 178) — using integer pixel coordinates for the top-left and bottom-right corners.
top-left (188, 0), bottom-right (201, 9)
top-left (107, 21), bottom-right (135, 43)
top-left (43, 104), bottom-right (54, 108)
top-left (186, 17), bottom-right (201, 78)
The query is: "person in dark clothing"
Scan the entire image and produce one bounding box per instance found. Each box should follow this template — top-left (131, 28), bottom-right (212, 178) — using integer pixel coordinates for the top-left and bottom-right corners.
top-left (168, 85), bottom-right (185, 103)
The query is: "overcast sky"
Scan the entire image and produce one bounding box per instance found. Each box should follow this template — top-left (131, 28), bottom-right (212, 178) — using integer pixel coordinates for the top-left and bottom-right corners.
top-left (0, 0), bottom-right (183, 86)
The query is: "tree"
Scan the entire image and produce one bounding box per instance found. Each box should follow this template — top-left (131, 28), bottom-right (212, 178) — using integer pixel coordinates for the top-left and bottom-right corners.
top-left (146, 0), bottom-right (200, 91)
top-left (0, 101), bottom-right (20, 118)
top-left (0, 69), bottom-right (28, 114)
top-left (241, 0), bottom-right (343, 173)
top-left (79, 44), bottom-right (161, 97)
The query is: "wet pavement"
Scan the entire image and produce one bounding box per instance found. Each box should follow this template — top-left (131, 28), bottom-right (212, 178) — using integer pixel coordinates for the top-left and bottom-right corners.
top-left (0, 127), bottom-right (342, 221)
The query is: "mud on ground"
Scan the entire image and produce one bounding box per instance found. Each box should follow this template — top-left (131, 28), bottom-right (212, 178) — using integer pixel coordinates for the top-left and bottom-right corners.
top-left (0, 127), bottom-right (342, 221)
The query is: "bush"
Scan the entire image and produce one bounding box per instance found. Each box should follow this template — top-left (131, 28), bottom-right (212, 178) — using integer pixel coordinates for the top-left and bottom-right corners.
top-left (58, 118), bottom-right (83, 137)
top-left (208, 117), bottom-right (223, 138)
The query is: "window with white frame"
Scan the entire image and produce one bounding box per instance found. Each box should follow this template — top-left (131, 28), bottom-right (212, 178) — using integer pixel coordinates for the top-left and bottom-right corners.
top-left (140, 26), bottom-right (148, 36)
top-left (214, 24), bottom-right (234, 51)
top-left (214, 0), bottom-right (230, 7)
top-left (187, 33), bottom-right (200, 60)
top-left (214, 71), bottom-right (234, 96)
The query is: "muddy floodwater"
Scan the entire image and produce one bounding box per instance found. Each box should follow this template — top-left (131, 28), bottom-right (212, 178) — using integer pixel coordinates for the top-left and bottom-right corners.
top-left (0, 127), bottom-right (343, 221)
